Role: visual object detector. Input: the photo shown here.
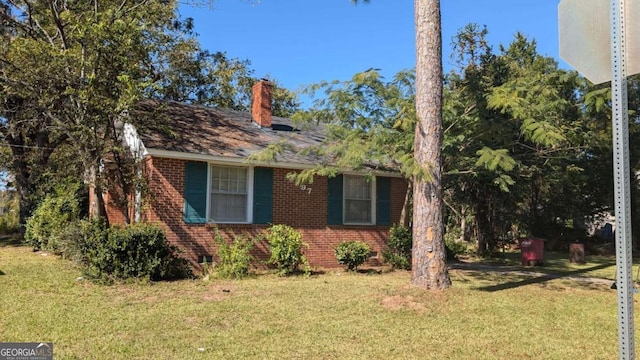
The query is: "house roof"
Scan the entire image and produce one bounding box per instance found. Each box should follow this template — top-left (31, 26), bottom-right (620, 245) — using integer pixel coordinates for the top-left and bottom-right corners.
top-left (130, 100), bottom-right (327, 167)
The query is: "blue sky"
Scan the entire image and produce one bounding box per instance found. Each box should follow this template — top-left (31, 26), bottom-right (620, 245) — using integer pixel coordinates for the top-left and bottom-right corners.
top-left (179, 0), bottom-right (566, 94)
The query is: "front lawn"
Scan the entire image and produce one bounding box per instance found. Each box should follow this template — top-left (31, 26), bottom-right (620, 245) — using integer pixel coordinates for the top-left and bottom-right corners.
top-left (0, 242), bottom-right (638, 359)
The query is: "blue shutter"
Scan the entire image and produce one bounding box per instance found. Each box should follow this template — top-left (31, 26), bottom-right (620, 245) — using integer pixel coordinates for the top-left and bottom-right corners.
top-left (253, 167), bottom-right (273, 224)
top-left (327, 175), bottom-right (343, 225)
top-left (184, 161), bottom-right (208, 223)
top-left (376, 177), bottom-right (391, 226)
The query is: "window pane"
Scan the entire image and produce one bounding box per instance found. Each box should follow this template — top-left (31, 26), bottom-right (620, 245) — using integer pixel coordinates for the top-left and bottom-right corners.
top-left (344, 175), bottom-right (372, 223)
top-left (345, 176), bottom-right (370, 200)
top-left (210, 194), bottom-right (247, 222)
top-left (345, 199), bottom-right (371, 223)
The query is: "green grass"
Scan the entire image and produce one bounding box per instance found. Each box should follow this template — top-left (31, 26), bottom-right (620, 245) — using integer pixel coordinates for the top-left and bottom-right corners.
top-left (1, 243), bottom-right (639, 359)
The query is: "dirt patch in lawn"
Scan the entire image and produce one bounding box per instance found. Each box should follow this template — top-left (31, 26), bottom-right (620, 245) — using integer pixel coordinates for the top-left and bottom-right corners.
top-left (380, 295), bottom-right (428, 313)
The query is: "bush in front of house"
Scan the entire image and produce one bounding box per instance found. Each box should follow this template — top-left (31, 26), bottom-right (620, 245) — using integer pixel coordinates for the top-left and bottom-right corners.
top-left (265, 224), bottom-right (309, 276)
top-left (25, 182), bottom-right (84, 252)
top-left (57, 218), bottom-right (109, 264)
top-left (213, 229), bottom-right (257, 279)
top-left (383, 224), bottom-right (412, 270)
top-left (65, 220), bottom-right (193, 283)
top-left (335, 240), bottom-right (371, 271)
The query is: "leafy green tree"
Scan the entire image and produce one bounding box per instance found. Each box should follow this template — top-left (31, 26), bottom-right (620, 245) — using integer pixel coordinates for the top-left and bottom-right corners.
top-left (443, 27), bottom-right (594, 253)
top-left (149, 43), bottom-right (299, 117)
top-left (486, 34), bottom-right (590, 243)
top-left (24, 180), bottom-right (84, 252)
top-left (0, 0), bottom-right (184, 225)
top-left (583, 76), bottom-right (640, 248)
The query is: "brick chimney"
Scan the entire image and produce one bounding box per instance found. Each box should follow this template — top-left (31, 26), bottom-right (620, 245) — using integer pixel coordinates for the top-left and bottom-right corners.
top-left (252, 79), bottom-right (273, 128)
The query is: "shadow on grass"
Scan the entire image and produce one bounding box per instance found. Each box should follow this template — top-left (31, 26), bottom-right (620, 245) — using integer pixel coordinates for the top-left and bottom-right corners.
top-left (357, 268), bottom-right (383, 275)
top-left (475, 262), bottom-right (613, 292)
top-left (0, 269), bottom-right (4, 275)
top-left (329, 268), bottom-right (385, 275)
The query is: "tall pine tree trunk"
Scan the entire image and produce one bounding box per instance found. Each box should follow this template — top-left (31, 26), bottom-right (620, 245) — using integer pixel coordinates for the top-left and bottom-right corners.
top-left (411, 0), bottom-right (451, 290)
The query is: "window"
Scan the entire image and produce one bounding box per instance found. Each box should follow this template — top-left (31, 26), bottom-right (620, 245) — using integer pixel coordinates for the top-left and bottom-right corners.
top-left (343, 175), bottom-right (374, 224)
top-left (184, 162), bottom-right (273, 225)
top-left (209, 165), bottom-right (248, 222)
top-left (327, 175), bottom-right (391, 226)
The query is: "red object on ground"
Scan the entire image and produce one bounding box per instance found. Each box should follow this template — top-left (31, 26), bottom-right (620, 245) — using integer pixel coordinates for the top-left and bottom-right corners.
top-left (519, 238), bottom-right (544, 266)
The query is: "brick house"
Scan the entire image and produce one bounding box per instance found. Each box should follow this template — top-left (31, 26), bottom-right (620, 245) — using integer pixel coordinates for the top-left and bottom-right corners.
top-left (96, 80), bottom-right (408, 270)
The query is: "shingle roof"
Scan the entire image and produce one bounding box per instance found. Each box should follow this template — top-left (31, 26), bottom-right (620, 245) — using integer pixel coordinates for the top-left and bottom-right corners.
top-left (132, 100), bottom-right (326, 166)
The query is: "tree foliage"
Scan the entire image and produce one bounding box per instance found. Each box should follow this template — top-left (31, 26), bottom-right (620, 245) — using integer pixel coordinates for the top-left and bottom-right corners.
top-left (292, 69), bottom-right (417, 177)
top-left (24, 180), bottom-right (84, 252)
top-left (443, 26), bottom-right (607, 254)
top-left (0, 0), bottom-right (184, 226)
top-left (148, 43), bottom-right (299, 117)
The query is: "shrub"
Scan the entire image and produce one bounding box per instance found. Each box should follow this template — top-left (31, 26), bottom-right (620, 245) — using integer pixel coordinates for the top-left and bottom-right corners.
top-left (265, 224), bottom-right (309, 276)
top-left (383, 224), bottom-right (412, 270)
top-left (335, 240), bottom-right (371, 271)
top-left (25, 182), bottom-right (83, 252)
top-left (78, 222), bottom-right (192, 282)
top-left (57, 218), bottom-right (109, 264)
top-left (213, 229), bottom-right (257, 279)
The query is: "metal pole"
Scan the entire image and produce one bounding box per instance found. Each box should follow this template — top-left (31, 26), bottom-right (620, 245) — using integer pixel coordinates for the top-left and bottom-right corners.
top-left (610, 0), bottom-right (635, 358)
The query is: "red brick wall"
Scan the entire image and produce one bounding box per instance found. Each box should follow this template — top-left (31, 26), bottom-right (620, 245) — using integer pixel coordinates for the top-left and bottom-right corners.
top-left (104, 188), bottom-right (133, 226)
top-left (272, 168), bottom-right (327, 226)
top-left (134, 157), bottom-right (408, 271)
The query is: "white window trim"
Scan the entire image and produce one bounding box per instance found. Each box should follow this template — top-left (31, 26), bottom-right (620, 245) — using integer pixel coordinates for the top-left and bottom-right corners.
top-left (342, 175), bottom-right (376, 225)
top-left (206, 164), bottom-right (254, 224)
